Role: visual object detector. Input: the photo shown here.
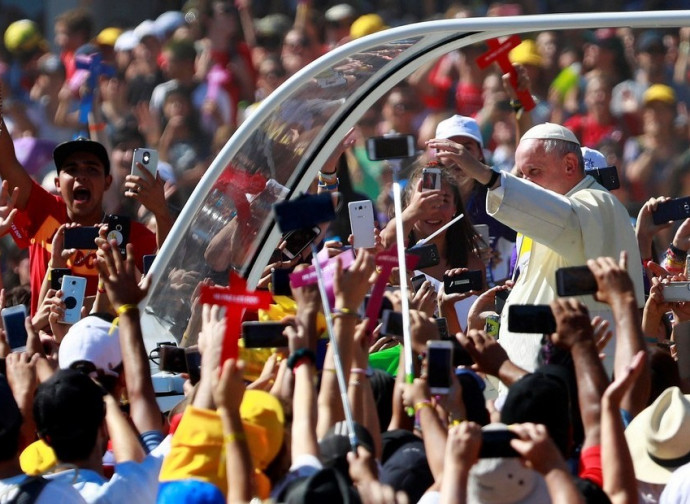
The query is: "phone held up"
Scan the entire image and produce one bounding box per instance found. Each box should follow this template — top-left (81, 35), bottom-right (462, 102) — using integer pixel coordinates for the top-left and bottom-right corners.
top-left (365, 134), bottom-right (416, 161)
top-left (131, 148), bottom-right (159, 178)
top-left (427, 340), bottom-right (454, 395)
top-left (507, 304), bottom-right (556, 334)
top-left (1, 304), bottom-right (28, 351)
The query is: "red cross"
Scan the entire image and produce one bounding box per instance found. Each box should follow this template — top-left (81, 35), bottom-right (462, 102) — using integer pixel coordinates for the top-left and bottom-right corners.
top-left (476, 35), bottom-right (536, 112)
top-left (199, 272), bottom-right (273, 362)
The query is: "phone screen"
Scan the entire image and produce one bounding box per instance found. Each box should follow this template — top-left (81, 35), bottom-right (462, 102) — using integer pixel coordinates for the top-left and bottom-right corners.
top-left (479, 429), bottom-right (519, 458)
top-left (556, 266), bottom-right (597, 297)
top-left (507, 305), bottom-right (556, 334)
top-left (63, 226), bottom-right (100, 250)
top-left (242, 322), bottom-right (289, 348)
top-left (382, 310), bottom-right (404, 337)
top-left (427, 344), bottom-right (452, 392)
top-left (282, 227), bottom-right (319, 259)
top-left (3, 309), bottom-right (27, 349)
top-left (366, 135), bottom-right (415, 160)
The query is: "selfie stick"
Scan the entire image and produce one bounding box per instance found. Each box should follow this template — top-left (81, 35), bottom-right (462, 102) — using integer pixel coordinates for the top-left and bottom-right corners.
top-left (390, 161), bottom-right (416, 385)
top-left (415, 213), bottom-right (464, 246)
top-left (310, 242), bottom-right (359, 451)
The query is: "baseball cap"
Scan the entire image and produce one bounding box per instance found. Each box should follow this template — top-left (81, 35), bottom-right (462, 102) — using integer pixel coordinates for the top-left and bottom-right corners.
top-left (240, 389), bottom-right (285, 469)
top-left (53, 137), bottom-right (111, 175)
top-left (96, 27), bottom-right (123, 47)
top-left (37, 54), bottom-right (65, 75)
top-left (59, 315), bottom-right (122, 377)
top-left (435, 115), bottom-right (484, 149)
top-left (350, 14), bottom-right (387, 39)
top-left (4, 19), bottom-right (47, 54)
top-left (319, 421), bottom-right (375, 477)
top-left (155, 11), bottom-right (187, 38)
top-left (325, 4), bottom-right (357, 23)
top-left (581, 147), bottom-right (607, 170)
top-left (521, 122), bottom-right (580, 145)
top-left (114, 30), bottom-right (138, 52)
top-left (509, 39), bottom-right (543, 67)
top-left (643, 84), bottom-right (676, 106)
top-left (637, 30), bottom-right (665, 53)
top-left (133, 19), bottom-right (160, 42)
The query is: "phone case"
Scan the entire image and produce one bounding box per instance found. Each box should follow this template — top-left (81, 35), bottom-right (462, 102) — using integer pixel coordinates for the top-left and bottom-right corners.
top-left (282, 226), bottom-right (320, 259)
top-left (274, 193), bottom-right (336, 233)
top-left (427, 341), bottom-right (453, 394)
top-left (106, 214), bottom-right (131, 253)
top-left (50, 268), bottom-right (72, 291)
top-left (662, 282), bottom-right (690, 302)
top-left (555, 266), bottom-right (597, 297)
top-left (507, 304), bottom-right (556, 334)
top-left (365, 135), bottom-right (416, 160)
top-left (407, 243), bottom-right (440, 269)
top-left (60, 275), bottom-right (87, 324)
top-left (381, 310), bottom-right (404, 337)
top-left (421, 168), bottom-right (441, 191)
top-left (444, 270), bottom-right (483, 294)
top-left (348, 200), bottom-right (376, 249)
top-left (1, 305), bottom-right (27, 350)
top-left (131, 148), bottom-right (159, 177)
top-left (63, 226), bottom-right (100, 250)
top-left (242, 322), bottom-right (289, 348)
top-left (653, 197), bottom-right (690, 225)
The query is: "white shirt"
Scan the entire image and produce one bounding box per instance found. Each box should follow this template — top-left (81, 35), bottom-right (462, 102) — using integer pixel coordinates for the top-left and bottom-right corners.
top-left (0, 473), bottom-right (85, 504)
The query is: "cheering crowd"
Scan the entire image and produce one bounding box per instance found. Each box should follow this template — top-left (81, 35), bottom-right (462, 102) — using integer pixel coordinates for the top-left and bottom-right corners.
top-left (3, 1), bottom-right (690, 503)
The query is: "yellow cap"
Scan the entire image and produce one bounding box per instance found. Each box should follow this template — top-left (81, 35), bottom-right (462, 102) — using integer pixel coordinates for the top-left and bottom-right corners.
top-left (96, 27), bottom-right (123, 47)
top-left (4, 19), bottom-right (46, 54)
top-left (240, 390), bottom-right (284, 469)
top-left (643, 84), bottom-right (676, 106)
top-left (509, 39), bottom-right (543, 67)
top-left (350, 14), bottom-right (388, 39)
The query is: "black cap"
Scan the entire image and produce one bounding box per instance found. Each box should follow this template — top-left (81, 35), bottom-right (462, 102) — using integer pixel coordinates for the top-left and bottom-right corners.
top-left (53, 137), bottom-right (110, 175)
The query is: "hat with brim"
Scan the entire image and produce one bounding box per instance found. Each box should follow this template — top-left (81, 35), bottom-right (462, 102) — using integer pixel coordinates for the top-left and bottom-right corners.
top-left (643, 84), bottom-right (676, 107)
top-left (581, 147), bottom-right (607, 170)
top-left (53, 137), bottom-right (110, 175)
top-left (625, 386), bottom-right (690, 485)
top-left (435, 114), bottom-right (484, 149)
top-left (521, 122), bottom-right (580, 145)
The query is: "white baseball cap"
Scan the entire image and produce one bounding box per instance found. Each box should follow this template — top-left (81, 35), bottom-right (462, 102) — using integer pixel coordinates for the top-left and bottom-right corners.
top-left (59, 315), bottom-right (121, 376)
top-left (581, 147), bottom-right (607, 169)
top-left (521, 122), bottom-right (580, 145)
top-left (435, 115), bottom-right (484, 149)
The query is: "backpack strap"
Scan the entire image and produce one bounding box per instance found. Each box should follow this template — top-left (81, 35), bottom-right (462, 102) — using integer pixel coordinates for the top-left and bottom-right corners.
top-left (7, 476), bottom-right (50, 504)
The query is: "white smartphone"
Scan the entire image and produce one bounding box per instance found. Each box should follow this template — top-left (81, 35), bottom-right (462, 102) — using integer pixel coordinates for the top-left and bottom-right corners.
top-left (427, 340), bottom-right (454, 395)
top-left (662, 282), bottom-right (690, 303)
top-left (1, 305), bottom-right (28, 351)
top-left (60, 275), bottom-right (87, 325)
top-left (348, 200), bottom-right (376, 249)
top-left (131, 148), bottom-right (159, 178)
top-left (422, 167), bottom-right (442, 191)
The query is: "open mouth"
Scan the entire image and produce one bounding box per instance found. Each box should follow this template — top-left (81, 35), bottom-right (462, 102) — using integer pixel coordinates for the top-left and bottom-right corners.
top-left (73, 187), bottom-right (91, 203)
top-left (425, 220), bottom-right (442, 226)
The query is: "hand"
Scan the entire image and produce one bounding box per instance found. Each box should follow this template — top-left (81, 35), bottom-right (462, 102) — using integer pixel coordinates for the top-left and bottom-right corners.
top-left (549, 298), bottom-right (594, 350)
top-left (290, 264), bottom-right (321, 313)
top-left (333, 249), bottom-right (376, 311)
top-left (284, 319), bottom-right (309, 354)
top-left (5, 351), bottom-right (39, 400)
top-left (602, 350), bottom-right (645, 407)
top-left (426, 139), bottom-right (492, 184)
top-left (457, 329), bottom-right (509, 377)
top-left (0, 180), bottom-right (19, 237)
top-left (591, 316), bottom-right (613, 355)
top-left (445, 421), bottom-right (482, 470)
top-left (438, 268), bottom-right (480, 311)
top-left (410, 280), bottom-right (436, 317)
top-left (347, 445), bottom-right (378, 485)
top-left (212, 358), bottom-right (246, 412)
top-left (466, 285), bottom-right (508, 331)
top-left (51, 223), bottom-right (78, 269)
top-left (95, 242), bottom-right (150, 310)
top-left (587, 252), bottom-right (636, 306)
top-left (502, 63), bottom-right (531, 100)
top-left (402, 179), bottom-right (446, 222)
top-left (125, 170), bottom-right (168, 218)
top-left (509, 423), bottom-right (568, 475)
top-left (673, 218), bottom-right (690, 252)
top-left (636, 197), bottom-right (672, 241)
top-left (198, 304), bottom-right (226, 372)
top-left (409, 309), bottom-right (438, 355)
top-left (402, 377), bottom-right (430, 409)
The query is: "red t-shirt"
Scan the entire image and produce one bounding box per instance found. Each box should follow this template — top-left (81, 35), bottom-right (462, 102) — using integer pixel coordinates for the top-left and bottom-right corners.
top-left (563, 114), bottom-right (627, 148)
top-left (14, 181), bottom-right (157, 315)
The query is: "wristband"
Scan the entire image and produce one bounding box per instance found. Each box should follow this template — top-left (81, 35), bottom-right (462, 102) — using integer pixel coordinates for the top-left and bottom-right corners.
top-left (116, 303), bottom-right (139, 315)
top-left (669, 243), bottom-right (687, 259)
top-left (318, 179), bottom-right (339, 191)
top-left (287, 348), bottom-right (316, 370)
top-left (332, 307), bottom-right (360, 319)
top-left (483, 169), bottom-right (500, 190)
top-left (413, 400), bottom-right (433, 413)
top-left (509, 99), bottom-right (523, 113)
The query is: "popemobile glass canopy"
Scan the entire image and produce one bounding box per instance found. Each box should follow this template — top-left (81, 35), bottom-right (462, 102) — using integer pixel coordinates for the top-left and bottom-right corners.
top-left (140, 11), bottom-right (690, 352)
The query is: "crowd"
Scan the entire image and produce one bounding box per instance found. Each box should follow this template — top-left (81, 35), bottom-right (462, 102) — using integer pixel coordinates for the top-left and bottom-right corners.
top-left (2, 1), bottom-right (690, 503)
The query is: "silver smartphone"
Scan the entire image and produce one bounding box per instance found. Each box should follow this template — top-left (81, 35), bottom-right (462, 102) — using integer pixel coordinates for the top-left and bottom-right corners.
top-left (131, 148), bottom-right (158, 178)
top-left (348, 200), bottom-right (376, 249)
top-left (662, 282), bottom-right (690, 303)
top-left (427, 340), bottom-right (454, 395)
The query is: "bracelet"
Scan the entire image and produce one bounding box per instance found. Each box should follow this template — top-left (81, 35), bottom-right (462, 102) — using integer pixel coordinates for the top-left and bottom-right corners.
top-left (332, 307), bottom-right (360, 319)
top-left (669, 243), bottom-right (688, 259)
top-left (319, 170), bottom-right (338, 183)
top-left (449, 418), bottom-right (465, 427)
top-left (413, 400), bottom-right (433, 413)
top-left (286, 348), bottom-right (316, 370)
top-left (350, 368), bottom-right (368, 375)
top-left (292, 357), bottom-right (314, 372)
top-left (116, 303), bottom-right (139, 315)
top-left (483, 169), bottom-right (500, 190)
top-left (224, 432), bottom-right (247, 443)
top-left (350, 380), bottom-right (362, 386)
top-left (318, 179), bottom-right (339, 191)
top-left (88, 122), bottom-right (106, 132)
top-left (509, 99), bottom-right (523, 112)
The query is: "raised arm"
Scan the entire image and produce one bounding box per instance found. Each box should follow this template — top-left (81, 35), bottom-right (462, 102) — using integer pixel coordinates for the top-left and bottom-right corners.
top-left (0, 117), bottom-right (35, 210)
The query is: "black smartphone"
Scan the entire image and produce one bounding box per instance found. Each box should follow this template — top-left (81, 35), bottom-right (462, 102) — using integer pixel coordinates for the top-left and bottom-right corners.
top-left (494, 289), bottom-right (510, 315)
top-left (653, 196), bottom-right (690, 225)
top-left (508, 304), bottom-right (556, 334)
top-left (282, 226), bottom-right (321, 260)
top-left (406, 243), bottom-right (440, 269)
top-left (242, 321), bottom-right (289, 348)
top-left (106, 214), bottom-right (130, 254)
top-left (64, 226), bottom-right (100, 250)
top-left (586, 165), bottom-right (620, 191)
top-left (50, 267), bottom-right (72, 291)
top-left (158, 344), bottom-right (188, 374)
top-left (365, 134), bottom-right (416, 160)
top-left (479, 429), bottom-right (519, 458)
top-left (185, 349), bottom-right (202, 385)
top-left (437, 317), bottom-right (474, 366)
top-left (271, 268), bottom-right (292, 296)
top-left (444, 270), bottom-right (483, 294)
top-left (555, 266), bottom-right (598, 297)
top-left (273, 193), bottom-right (336, 233)
top-left (411, 274), bottom-right (427, 293)
top-left (381, 310), bottom-right (404, 337)
top-left (363, 293), bottom-right (394, 321)
top-left (2, 305), bottom-right (28, 350)
top-left (143, 254), bottom-right (156, 275)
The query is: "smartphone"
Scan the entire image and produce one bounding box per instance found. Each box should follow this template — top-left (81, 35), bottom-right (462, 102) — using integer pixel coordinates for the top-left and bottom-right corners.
top-left (143, 254), bottom-right (156, 275)
top-left (652, 196), bottom-right (690, 225)
top-left (131, 148), bottom-right (159, 178)
top-left (60, 275), bottom-right (87, 325)
top-left (1, 305), bottom-right (28, 351)
top-left (437, 317), bottom-right (474, 366)
top-left (365, 135), bottom-right (416, 161)
top-left (381, 310), bottom-right (404, 337)
top-left (271, 267), bottom-right (292, 296)
top-left (494, 289), bottom-right (510, 315)
top-left (507, 304), bottom-right (556, 334)
top-left (427, 340), bottom-right (454, 394)
top-left (185, 348), bottom-right (202, 385)
top-left (406, 243), bottom-right (440, 269)
top-left (348, 200), bottom-right (376, 249)
top-left (411, 274), bottom-right (427, 293)
top-left (158, 344), bottom-right (188, 374)
top-left (274, 193), bottom-right (336, 233)
top-left (662, 281), bottom-right (690, 302)
top-left (106, 214), bottom-right (130, 254)
top-left (421, 167), bottom-right (441, 191)
top-left (63, 226), bottom-right (100, 250)
top-left (474, 224), bottom-right (491, 249)
top-left (555, 266), bottom-right (598, 297)
top-left (242, 321), bottom-right (289, 348)
top-left (444, 270), bottom-right (483, 294)
top-left (49, 267), bottom-right (72, 291)
top-left (586, 165), bottom-right (620, 191)
top-left (479, 429), bottom-right (519, 458)
top-left (282, 225), bottom-right (321, 260)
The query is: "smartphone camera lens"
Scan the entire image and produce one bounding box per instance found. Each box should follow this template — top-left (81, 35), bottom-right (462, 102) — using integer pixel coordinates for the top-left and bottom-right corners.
top-left (143, 152), bottom-right (150, 165)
